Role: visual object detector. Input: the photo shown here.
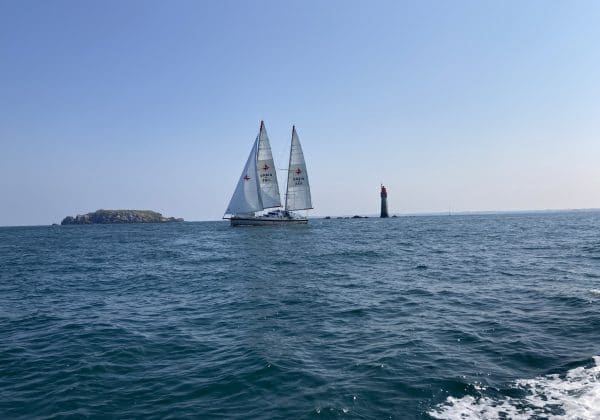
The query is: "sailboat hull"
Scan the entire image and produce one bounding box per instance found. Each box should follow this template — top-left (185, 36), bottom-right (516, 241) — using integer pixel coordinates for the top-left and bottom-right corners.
top-left (230, 216), bottom-right (308, 226)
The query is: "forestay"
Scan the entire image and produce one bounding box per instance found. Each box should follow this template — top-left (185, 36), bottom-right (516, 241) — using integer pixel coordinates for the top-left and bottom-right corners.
top-left (256, 121), bottom-right (282, 209)
top-left (225, 136), bottom-right (263, 215)
top-left (285, 126), bottom-right (312, 211)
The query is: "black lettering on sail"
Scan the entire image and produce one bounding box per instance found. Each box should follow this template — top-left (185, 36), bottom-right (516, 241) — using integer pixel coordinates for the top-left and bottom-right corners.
top-left (260, 172), bottom-right (274, 183)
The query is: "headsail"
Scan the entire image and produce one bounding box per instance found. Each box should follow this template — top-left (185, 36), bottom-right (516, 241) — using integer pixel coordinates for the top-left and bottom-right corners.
top-left (285, 126), bottom-right (312, 211)
top-left (225, 136), bottom-right (263, 215)
top-left (256, 121), bottom-right (282, 209)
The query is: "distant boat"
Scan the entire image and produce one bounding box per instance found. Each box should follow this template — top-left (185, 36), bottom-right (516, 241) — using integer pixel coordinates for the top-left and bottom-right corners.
top-left (224, 121), bottom-right (313, 226)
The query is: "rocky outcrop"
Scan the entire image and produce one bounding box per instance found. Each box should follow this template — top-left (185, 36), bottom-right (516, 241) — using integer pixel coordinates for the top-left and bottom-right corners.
top-left (61, 210), bottom-right (184, 225)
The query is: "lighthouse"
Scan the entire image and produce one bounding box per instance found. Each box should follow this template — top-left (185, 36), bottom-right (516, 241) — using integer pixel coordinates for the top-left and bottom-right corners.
top-left (380, 185), bottom-right (389, 218)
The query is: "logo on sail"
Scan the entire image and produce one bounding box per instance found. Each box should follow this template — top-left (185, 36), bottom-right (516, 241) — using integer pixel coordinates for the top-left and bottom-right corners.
top-left (292, 167), bottom-right (305, 185)
top-left (259, 163), bottom-right (273, 183)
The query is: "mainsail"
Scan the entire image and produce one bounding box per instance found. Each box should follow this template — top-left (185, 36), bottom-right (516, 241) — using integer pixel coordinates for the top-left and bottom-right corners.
top-left (285, 126), bottom-right (312, 211)
top-left (256, 121), bottom-right (282, 209)
top-left (225, 136), bottom-right (263, 215)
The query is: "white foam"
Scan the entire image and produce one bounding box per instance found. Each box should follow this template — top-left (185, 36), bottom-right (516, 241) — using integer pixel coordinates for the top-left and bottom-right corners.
top-left (429, 356), bottom-right (600, 419)
top-left (590, 289), bottom-right (600, 296)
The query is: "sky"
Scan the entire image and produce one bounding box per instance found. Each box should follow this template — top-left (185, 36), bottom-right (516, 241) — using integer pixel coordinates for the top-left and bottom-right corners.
top-left (1, 0), bottom-right (599, 226)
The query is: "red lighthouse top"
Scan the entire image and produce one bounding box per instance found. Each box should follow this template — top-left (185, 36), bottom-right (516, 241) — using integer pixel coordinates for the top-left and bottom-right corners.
top-left (380, 185), bottom-right (387, 196)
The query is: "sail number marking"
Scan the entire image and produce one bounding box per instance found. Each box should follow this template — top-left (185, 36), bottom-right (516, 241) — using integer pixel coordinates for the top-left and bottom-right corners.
top-left (292, 167), bottom-right (305, 185)
top-left (260, 172), bottom-right (273, 183)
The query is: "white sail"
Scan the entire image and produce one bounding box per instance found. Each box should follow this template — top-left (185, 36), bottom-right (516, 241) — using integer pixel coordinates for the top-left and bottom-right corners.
top-left (285, 126), bottom-right (312, 211)
top-left (256, 121), bottom-right (282, 209)
top-left (225, 136), bottom-right (263, 215)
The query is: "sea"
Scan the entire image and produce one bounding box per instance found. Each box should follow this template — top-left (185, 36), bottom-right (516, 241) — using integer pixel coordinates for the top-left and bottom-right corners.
top-left (1, 211), bottom-right (599, 419)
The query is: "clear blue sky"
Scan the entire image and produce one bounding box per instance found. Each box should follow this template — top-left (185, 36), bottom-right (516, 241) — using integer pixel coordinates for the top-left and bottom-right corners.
top-left (1, 0), bottom-right (599, 225)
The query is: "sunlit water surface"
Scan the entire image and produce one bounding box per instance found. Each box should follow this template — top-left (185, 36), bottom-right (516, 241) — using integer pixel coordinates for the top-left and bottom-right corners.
top-left (1, 212), bottom-right (599, 418)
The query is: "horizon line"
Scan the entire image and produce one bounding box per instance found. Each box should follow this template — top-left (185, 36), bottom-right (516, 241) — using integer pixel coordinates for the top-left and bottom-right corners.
top-left (2, 207), bottom-right (599, 228)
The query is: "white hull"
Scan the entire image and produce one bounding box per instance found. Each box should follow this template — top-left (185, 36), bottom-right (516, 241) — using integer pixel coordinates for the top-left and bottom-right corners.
top-left (230, 216), bottom-right (308, 226)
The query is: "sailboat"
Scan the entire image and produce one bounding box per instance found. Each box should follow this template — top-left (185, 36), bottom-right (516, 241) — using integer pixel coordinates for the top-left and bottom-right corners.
top-left (224, 121), bottom-right (312, 226)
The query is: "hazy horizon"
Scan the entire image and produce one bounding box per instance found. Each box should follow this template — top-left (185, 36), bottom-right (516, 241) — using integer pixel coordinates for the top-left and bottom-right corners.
top-left (3, 207), bottom-right (600, 228)
top-left (2, 1), bottom-right (599, 226)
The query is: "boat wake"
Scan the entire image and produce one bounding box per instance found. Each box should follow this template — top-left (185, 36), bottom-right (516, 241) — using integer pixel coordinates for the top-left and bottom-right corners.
top-left (429, 356), bottom-right (600, 419)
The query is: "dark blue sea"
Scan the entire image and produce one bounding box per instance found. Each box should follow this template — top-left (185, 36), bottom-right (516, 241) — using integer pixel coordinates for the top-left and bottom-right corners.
top-left (1, 212), bottom-right (599, 419)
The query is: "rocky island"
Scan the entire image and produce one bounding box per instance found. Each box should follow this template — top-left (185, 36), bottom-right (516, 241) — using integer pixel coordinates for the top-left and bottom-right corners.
top-left (61, 210), bottom-right (184, 225)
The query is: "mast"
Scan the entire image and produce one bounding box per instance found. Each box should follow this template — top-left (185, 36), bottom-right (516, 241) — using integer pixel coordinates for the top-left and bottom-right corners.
top-left (284, 126), bottom-right (294, 211)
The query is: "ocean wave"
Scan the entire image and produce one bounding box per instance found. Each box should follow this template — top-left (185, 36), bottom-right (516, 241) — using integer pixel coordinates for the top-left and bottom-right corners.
top-left (590, 289), bottom-right (600, 296)
top-left (429, 356), bottom-right (600, 419)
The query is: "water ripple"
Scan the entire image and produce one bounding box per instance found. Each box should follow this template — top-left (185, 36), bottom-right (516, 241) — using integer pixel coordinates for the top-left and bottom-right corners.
top-left (1, 212), bottom-right (599, 418)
